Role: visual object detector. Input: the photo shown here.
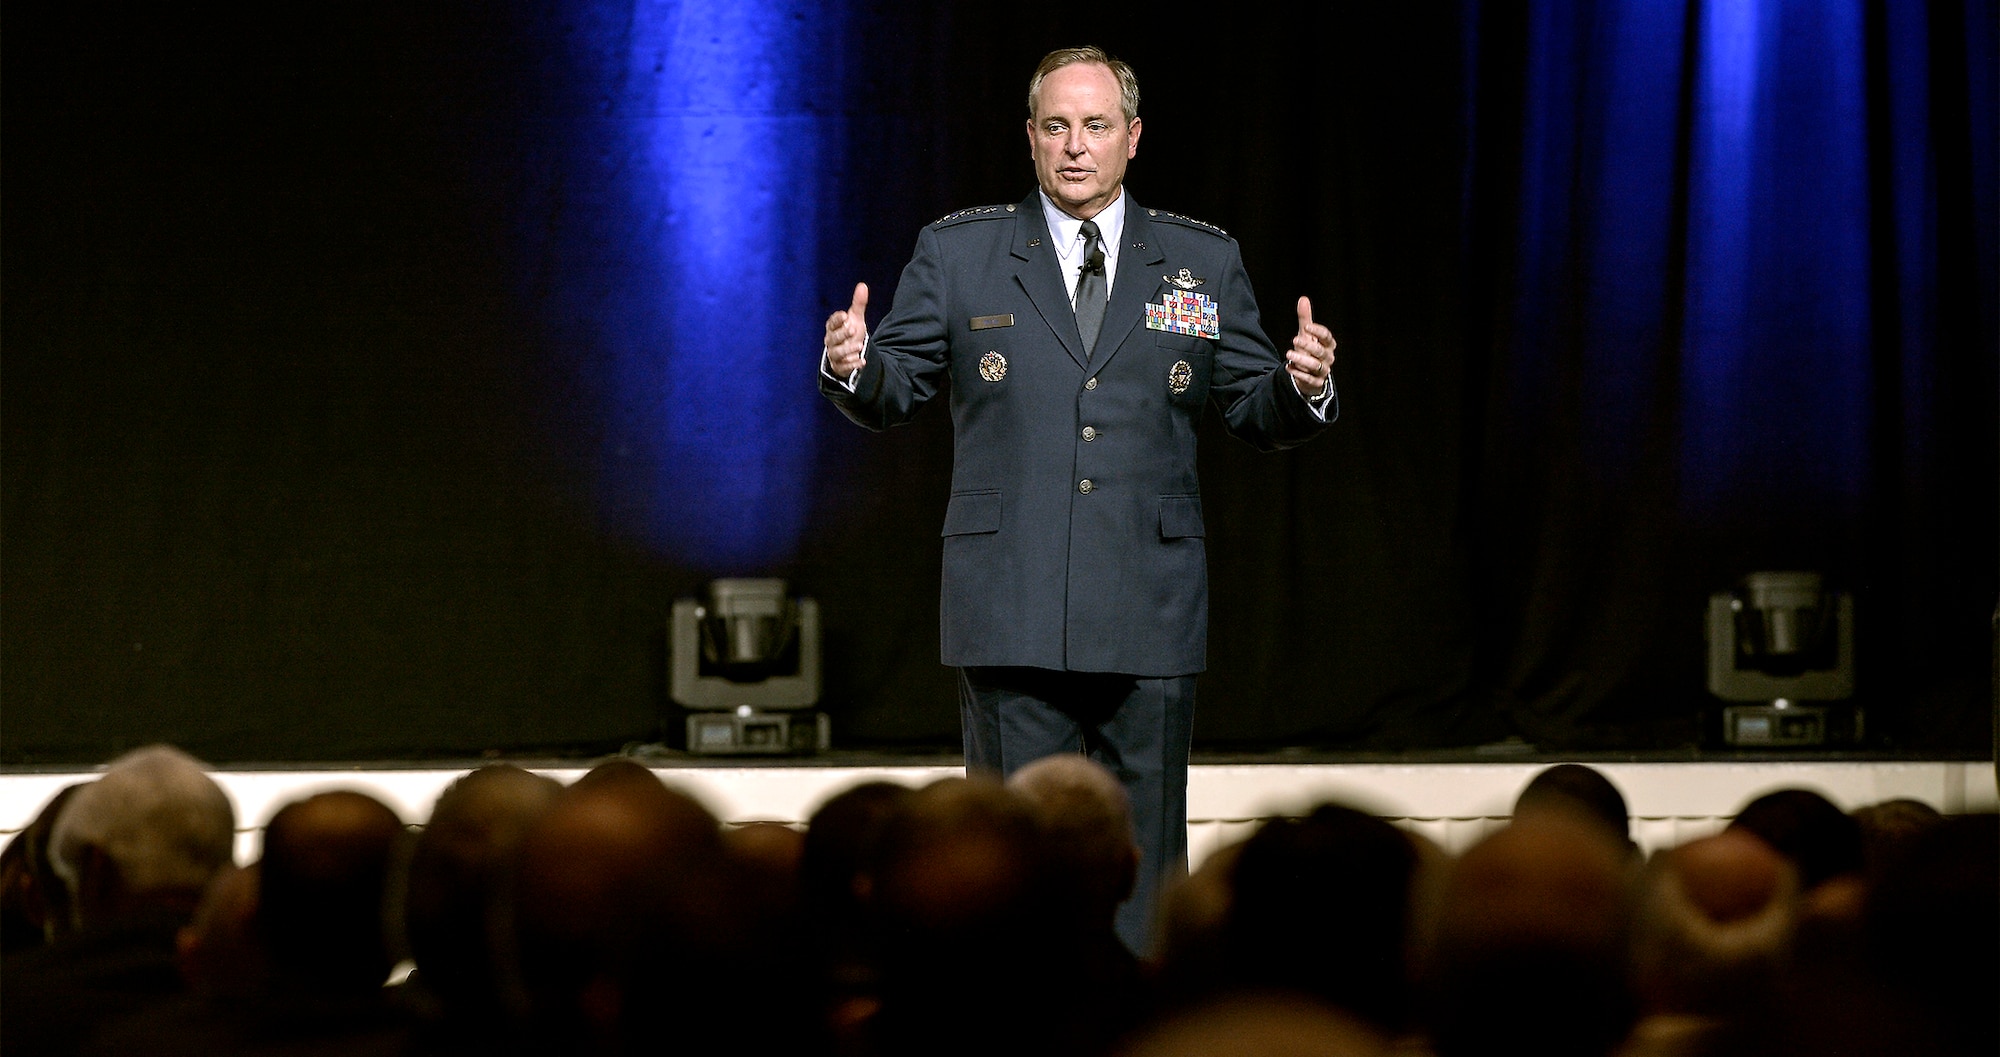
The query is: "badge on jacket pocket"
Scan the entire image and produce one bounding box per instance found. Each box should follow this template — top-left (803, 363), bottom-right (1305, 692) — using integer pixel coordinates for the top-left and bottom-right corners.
top-left (979, 351), bottom-right (1007, 381)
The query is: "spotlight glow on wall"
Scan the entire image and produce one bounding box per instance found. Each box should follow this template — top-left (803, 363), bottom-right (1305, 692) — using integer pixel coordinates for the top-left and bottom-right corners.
top-left (604, 1), bottom-right (842, 572)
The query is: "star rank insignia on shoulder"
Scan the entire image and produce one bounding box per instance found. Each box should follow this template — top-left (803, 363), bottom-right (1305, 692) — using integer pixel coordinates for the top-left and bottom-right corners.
top-left (1145, 208), bottom-right (1230, 238)
top-left (933, 203), bottom-right (1015, 227)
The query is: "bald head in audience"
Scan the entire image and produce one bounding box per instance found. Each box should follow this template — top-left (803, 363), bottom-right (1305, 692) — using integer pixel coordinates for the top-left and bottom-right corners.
top-left (1225, 804), bottom-right (1422, 1032)
top-left (1628, 830), bottom-right (1798, 1024)
top-left (866, 776), bottom-right (1058, 1057)
top-left (1514, 764), bottom-right (1636, 856)
top-left (872, 776), bottom-right (1048, 944)
top-left (1727, 788), bottom-right (1863, 892)
top-left (800, 779), bottom-right (913, 927)
top-left (1427, 813), bottom-right (1637, 1057)
top-left (1849, 797), bottom-right (1944, 880)
top-left (726, 820), bottom-right (807, 908)
top-left (405, 763), bottom-right (563, 1015)
top-left (257, 789), bottom-right (406, 994)
top-left (1119, 995), bottom-right (1391, 1057)
top-left (508, 759), bottom-right (741, 1054)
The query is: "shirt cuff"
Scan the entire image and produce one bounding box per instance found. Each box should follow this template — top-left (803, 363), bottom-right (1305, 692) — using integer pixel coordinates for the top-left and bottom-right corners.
top-left (821, 346), bottom-right (864, 392)
top-left (1294, 375), bottom-right (1334, 421)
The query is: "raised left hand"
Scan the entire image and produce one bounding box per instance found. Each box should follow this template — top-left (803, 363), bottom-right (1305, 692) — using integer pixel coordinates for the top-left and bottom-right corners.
top-left (1286, 296), bottom-right (1338, 400)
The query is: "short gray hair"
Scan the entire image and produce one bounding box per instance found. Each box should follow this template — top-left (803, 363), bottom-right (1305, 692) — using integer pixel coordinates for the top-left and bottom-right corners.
top-left (1009, 754), bottom-right (1131, 827)
top-left (51, 744), bottom-right (236, 900)
top-left (1007, 755), bottom-right (1137, 896)
top-left (1027, 46), bottom-right (1140, 123)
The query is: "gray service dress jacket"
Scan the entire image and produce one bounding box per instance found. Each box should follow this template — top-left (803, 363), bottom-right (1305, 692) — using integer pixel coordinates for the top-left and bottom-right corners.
top-left (823, 190), bottom-right (1334, 678)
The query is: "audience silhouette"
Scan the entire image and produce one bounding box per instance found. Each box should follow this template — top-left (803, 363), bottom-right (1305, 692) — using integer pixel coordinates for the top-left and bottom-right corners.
top-left (3, 752), bottom-right (1992, 1057)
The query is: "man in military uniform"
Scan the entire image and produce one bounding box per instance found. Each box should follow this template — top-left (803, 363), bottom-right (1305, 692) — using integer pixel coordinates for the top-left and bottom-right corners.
top-left (820, 46), bottom-right (1338, 952)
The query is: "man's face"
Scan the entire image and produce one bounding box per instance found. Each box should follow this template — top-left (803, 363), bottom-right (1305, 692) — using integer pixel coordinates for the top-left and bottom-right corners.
top-left (1027, 62), bottom-right (1140, 220)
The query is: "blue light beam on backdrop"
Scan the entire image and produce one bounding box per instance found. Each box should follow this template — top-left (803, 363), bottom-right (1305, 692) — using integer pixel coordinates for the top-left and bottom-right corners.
top-left (1505, 0), bottom-right (1885, 517)
top-left (1679, 0), bottom-right (1872, 514)
top-left (603, 1), bottom-right (844, 572)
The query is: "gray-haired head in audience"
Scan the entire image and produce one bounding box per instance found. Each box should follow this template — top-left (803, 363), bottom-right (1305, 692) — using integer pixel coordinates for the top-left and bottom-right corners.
top-left (1008, 754), bottom-right (1139, 927)
top-left (48, 744), bottom-right (236, 930)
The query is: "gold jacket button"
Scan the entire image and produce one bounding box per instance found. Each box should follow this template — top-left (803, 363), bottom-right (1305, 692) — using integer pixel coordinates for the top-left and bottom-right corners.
top-left (1084, 377), bottom-right (1099, 390)
top-left (1078, 479), bottom-right (1094, 494)
top-left (1081, 426), bottom-right (1097, 442)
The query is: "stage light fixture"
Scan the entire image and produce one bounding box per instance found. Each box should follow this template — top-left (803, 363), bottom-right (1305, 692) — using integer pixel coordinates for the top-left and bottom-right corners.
top-left (1706, 571), bottom-right (1860, 747)
top-left (670, 579), bottom-right (828, 755)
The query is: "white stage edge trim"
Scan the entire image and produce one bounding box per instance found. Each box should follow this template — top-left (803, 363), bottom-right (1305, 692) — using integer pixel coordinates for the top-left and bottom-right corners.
top-left (5, 760), bottom-right (1993, 868)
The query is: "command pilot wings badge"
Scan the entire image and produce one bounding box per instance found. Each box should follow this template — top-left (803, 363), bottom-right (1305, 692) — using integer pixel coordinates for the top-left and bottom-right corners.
top-left (1164, 268), bottom-right (1205, 290)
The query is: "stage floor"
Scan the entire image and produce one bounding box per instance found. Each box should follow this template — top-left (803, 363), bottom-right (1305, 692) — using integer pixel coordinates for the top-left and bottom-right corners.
top-left (6, 750), bottom-right (1994, 867)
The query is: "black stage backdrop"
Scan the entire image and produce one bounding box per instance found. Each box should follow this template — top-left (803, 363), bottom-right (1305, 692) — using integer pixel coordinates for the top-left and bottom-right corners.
top-left (4, 2), bottom-right (1994, 764)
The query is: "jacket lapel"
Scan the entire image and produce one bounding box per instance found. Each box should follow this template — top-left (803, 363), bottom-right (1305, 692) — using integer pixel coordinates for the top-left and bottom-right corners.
top-left (1090, 197), bottom-right (1167, 372)
top-left (1008, 192), bottom-right (1089, 368)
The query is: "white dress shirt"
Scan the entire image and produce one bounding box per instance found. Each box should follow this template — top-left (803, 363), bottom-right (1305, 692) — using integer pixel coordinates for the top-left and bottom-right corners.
top-left (1040, 190), bottom-right (1126, 305)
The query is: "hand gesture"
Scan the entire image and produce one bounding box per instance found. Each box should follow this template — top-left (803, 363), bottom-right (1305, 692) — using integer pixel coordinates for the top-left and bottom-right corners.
top-left (1285, 297), bottom-right (1338, 400)
top-left (823, 283), bottom-right (870, 381)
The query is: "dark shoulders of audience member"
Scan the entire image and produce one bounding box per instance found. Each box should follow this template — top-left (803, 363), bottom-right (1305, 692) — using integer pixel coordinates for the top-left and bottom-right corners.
top-left (1762, 813), bottom-right (1996, 1057)
top-left (1861, 813), bottom-right (1996, 1057)
top-left (5, 904), bottom-right (193, 1055)
top-left (1, 781), bottom-right (88, 956)
top-left (89, 790), bottom-right (417, 1057)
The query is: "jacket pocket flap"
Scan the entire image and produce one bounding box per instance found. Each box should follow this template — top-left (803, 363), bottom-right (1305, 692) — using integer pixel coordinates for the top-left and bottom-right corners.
top-left (942, 490), bottom-right (1003, 536)
top-left (1159, 494), bottom-right (1205, 539)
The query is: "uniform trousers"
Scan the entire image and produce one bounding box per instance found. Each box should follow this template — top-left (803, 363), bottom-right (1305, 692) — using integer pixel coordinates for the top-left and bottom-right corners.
top-left (957, 665), bottom-right (1197, 955)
